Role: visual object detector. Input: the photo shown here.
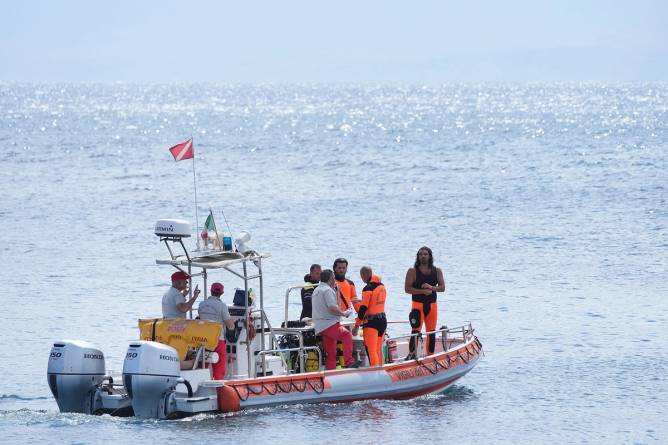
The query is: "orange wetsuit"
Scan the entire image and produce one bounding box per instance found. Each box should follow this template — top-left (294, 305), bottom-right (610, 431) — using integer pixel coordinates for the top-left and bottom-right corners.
top-left (410, 267), bottom-right (438, 355)
top-left (336, 278), bottom-right (359, 311)
top-left (356, 275), bottom-right (387, 366)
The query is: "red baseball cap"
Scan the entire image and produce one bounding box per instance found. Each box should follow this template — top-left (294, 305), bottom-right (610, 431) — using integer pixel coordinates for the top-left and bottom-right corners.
top-left (171, 271), bottom-right (190, 281)
top-left (211, 282), bottom-right (224, 294)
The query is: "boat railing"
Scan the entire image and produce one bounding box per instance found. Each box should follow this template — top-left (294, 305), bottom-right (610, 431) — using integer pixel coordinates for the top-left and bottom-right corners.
top-left (385, 323), bottom-right (475, 360)
top-left (256, 346), bottom-right (322, 375)
top-left (248, 308), bottom-right (292, 376)
top-left (269, 325), bottom-right (321, 372)
top-left (283, 285), bottom-right (306, 326)
top-left (191, 345), bottom-right (207, 370)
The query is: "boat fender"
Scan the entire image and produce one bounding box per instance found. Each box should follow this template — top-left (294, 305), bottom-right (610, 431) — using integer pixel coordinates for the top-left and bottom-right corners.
top-left (409, 309), bottom-right (421, 328)
top-left (217, 385), bottom-right (241, 413)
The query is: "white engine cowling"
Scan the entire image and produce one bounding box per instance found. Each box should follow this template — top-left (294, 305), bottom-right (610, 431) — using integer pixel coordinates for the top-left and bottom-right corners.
top-left (47, 340), bottom-right (106, 413)
top-left (122, 341), bottom-right (181, 419)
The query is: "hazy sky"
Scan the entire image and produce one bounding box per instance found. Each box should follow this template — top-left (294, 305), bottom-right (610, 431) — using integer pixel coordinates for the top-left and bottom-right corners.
top-left (2, 1), bottom-right (667, 81)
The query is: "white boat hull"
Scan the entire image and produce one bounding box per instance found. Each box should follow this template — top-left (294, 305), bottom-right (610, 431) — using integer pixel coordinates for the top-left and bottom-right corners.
top-left (216, 336), bottom-right (482, 412)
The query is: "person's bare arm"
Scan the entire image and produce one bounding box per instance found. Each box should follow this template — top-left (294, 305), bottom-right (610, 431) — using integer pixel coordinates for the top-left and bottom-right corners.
top-left (434, 268), bottom-right (446, 293)
top-left (177, 285), bottom-right (200, 313)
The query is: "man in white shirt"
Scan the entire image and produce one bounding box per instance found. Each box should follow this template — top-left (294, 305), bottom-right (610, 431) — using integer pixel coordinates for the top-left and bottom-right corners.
top-left (312, 269), bottom-right (361, 370)
top-left (198, 282), bottom-right (235, 379)
top-left (162, 271), bottom-right (200, 318)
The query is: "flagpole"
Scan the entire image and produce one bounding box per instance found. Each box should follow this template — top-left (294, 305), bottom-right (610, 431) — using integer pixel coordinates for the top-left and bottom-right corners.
top-left (191, 135), bottom-right (200, 250)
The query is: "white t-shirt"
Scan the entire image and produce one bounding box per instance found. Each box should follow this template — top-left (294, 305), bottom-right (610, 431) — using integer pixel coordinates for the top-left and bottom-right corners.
top-left (198, 296), bottom-right (232, 340)
top-left (198, 297), bottom-right (232, 323)
top-left (311, 282), bottom-right (340, 334)
top-left (162, 286), bottom-right (187, 318)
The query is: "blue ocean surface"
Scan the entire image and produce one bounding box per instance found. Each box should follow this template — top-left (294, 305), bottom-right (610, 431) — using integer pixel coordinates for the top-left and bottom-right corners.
top-left (0, 82), bottom-right (666, 444)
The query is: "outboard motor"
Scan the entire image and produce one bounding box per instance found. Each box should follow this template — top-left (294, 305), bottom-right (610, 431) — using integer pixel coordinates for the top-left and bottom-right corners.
top-left (122, 341), bottom-right (181, 419)
top-left (47, 340), bottom-right (106, 413)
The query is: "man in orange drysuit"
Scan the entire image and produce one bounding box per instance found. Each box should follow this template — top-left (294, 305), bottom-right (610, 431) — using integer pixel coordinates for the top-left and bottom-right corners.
top-left (333, 258), bottom-right (360, 312)
top-left (404, 246), bottom-right (445, 358)
top-left (353, 266), bottom-right (387, 367)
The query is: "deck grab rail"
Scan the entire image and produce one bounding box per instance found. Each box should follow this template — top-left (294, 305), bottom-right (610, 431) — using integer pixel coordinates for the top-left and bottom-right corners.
top-left (385, 323), bottom-right (475, 360)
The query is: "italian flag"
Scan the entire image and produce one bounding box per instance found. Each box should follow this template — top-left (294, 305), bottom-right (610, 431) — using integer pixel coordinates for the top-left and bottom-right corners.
top-left (201, 211), bottom-right (217, 240)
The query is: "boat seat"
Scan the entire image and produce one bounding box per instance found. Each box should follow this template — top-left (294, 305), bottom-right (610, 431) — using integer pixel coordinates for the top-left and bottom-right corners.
top-left (138, 318), bottom-right (222, 360)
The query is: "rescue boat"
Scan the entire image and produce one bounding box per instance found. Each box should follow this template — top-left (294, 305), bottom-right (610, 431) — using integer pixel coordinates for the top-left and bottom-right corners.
top-left (47, 218), bottom-right (482, 419)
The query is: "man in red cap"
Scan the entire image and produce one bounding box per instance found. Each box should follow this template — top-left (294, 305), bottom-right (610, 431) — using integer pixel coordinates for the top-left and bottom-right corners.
top-left (162, 271), bottom-right (201, 318)
top-left (198, 282), bottom-right (234, 379)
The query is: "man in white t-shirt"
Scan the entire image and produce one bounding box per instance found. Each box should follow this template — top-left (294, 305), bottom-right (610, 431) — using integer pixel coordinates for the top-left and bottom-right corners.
top-left (198, 282), bottom-right (235, 379)
top-left (312, 269), bottom-right (361, 370)
top-left (162, 271), bottom-right (200, 318)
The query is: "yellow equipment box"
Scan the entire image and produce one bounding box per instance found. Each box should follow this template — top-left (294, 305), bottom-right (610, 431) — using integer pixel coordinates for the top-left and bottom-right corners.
top-left (139, 318), bottom-right (222, 360)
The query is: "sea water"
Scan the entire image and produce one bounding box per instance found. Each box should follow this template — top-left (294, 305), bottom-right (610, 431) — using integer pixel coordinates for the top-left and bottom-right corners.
top-left (0, 82), bottom-right (666, 444)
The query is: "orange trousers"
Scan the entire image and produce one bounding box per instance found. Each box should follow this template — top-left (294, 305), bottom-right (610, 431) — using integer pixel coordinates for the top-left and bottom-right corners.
top-left (364, 327), bottom-right (383, 366)
top-left (410, 301), bottom-right (438, 354)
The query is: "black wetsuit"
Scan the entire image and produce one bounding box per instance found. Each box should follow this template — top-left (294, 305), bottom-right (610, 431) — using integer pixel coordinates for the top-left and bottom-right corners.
top-left (300, 274), bottom-right (319, 320)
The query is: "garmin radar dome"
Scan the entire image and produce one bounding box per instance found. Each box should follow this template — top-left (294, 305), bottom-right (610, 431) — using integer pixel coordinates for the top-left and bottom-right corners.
top-left (154, 219), bottom-right (191, 238)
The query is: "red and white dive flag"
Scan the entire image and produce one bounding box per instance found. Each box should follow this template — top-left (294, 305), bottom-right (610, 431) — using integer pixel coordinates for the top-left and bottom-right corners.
top-left (169, 139), bottom-right (194, 161)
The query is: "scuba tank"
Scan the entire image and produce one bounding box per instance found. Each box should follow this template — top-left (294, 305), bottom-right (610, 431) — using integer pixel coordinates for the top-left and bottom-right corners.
top-left (305, 350), bottom-right (320, 372)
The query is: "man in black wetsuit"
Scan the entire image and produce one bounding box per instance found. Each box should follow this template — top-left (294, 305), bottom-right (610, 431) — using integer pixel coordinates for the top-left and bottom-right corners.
top-left (300, 264), bottom-right (321, 320)
top-left (404, 246), bottom-right (445, 358)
